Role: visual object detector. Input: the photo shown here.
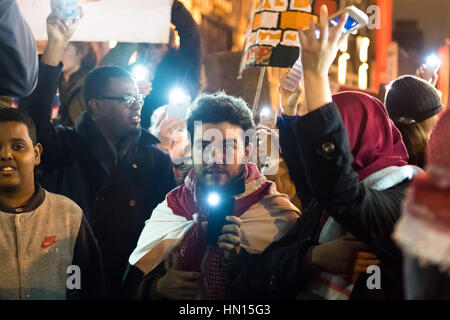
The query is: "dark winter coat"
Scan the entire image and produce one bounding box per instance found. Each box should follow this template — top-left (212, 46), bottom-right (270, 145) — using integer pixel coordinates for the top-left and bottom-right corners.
top-left (19, 62), bottom-right (176, 298)
top-left (226, 103), bottom-right (412, 300)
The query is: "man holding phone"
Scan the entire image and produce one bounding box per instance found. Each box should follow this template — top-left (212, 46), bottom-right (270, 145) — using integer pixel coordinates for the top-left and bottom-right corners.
top-left (124, 92), bottom-right (299, 300)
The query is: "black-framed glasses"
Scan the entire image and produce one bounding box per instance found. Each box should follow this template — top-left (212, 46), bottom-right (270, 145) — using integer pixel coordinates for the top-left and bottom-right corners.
top-left (96, 95), bottom-right (144, 108)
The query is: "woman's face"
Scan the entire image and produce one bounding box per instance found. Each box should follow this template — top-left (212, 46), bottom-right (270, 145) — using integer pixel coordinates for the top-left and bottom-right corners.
top-left (62, 44), bottom-right (83, 74)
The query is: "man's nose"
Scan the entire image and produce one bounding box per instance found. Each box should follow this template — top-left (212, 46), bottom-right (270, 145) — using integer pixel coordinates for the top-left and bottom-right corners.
top-left (131, 100), bottom-right (142, 111)
top-left (205, 145), bottom-right (224, 165)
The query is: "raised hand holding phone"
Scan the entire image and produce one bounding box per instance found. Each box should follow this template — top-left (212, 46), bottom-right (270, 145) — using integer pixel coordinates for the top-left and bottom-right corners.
top-left (298, 5), bottom-right (349, 113)
top-left (278, 70), bottom-right (303, 116)
top-left (313, 5), bottom-right (368, 39)
top-left (282, 55), bottom-right (304, 93)
top-left (42, 3), bottom-right (83, 66)
top-left (416, 55), bottom-right (441, 86)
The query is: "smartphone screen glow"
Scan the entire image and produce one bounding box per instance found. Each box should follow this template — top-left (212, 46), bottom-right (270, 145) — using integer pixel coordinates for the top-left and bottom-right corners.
top-left (330, 15), bottom-right (359, 31)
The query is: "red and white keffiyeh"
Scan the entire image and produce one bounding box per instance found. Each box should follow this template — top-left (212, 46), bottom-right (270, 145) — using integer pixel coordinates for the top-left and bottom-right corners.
top-left (129, 162), bottom-right (300, 299)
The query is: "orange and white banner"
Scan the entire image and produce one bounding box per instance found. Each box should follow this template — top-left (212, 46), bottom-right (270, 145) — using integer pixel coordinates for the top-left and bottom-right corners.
top-left (17, 0), bottom-right (173, 43)
top-left (239, 0), bottom-right (340, 72)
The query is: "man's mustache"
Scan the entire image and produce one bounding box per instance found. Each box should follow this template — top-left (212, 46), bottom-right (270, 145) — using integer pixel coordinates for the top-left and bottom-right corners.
top-left (204, 168), bottom-right (228, 174)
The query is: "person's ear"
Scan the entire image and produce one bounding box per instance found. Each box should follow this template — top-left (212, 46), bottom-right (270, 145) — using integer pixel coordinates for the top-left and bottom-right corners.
top-left (88, 99), bottom-right (103, 120)
top-left (34, 143), bottom-right (43, 166)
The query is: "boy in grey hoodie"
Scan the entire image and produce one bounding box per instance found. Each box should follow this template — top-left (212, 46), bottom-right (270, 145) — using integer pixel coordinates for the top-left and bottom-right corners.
top-left (0, 108), bottom-right (105, 300)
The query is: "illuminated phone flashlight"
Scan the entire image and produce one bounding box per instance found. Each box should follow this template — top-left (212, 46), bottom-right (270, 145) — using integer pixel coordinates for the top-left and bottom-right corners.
top-left (169, 87), bottom-right (189, 105)
top-left (260, 107), bottom-right (272, 119)
top-left (207, 192), bottom-right (221, 207)
top-left (132, 65), bottom-right (149, 82)
top-left (426, 54), bottom-right (441, 71)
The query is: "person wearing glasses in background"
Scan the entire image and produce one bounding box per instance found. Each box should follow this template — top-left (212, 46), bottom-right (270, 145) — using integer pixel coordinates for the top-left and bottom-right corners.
top-left (19, 11), bottom-right (176, 299)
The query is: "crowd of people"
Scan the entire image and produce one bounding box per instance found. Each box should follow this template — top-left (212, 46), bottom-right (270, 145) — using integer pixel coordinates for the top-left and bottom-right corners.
top-left (0, 0), bottom-right (448, 300)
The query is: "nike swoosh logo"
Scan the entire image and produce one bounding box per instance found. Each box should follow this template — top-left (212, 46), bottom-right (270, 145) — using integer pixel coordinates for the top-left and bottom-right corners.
top-left (41, 240), bottom-right (59, 249)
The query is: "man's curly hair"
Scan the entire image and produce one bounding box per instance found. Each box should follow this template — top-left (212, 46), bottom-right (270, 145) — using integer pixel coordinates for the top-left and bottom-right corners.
top-left (186, 91), bottom-right (255, 145)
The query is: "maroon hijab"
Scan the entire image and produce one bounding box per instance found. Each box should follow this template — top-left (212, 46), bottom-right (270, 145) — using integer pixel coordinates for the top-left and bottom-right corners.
top-left (332, 91), bottom-right (409, 181)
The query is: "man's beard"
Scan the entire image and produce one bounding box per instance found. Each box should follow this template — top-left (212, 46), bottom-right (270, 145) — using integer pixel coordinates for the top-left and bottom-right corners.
top-left (196, 164), bottom-right (246, 205)
top-left (127, 125), bottom-right (141, 137)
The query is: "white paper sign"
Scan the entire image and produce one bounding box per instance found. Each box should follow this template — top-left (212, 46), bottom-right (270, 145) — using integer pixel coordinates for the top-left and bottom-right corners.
top-left (17, 0), bottom-right (174, 43)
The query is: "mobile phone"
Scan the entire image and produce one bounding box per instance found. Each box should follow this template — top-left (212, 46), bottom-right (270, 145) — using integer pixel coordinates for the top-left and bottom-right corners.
top-left (282, 55), bottom-right (303, 92)
top-left (132, 65), bottom-right (149, 82)
top-left (51, 0), bottom-right (79, 19)
top-left (167, 89), bottom-right (190, 120)
top-left (425, 54), bottom-right (442, 73)
top-left (328, 5), bottom-right (368, 34)
top-left (205, 193), bottom-right (235, 246)
top-left (259, 107), bottom-right (277, 128)
top-left (200, 176), bottom-right (244, 246)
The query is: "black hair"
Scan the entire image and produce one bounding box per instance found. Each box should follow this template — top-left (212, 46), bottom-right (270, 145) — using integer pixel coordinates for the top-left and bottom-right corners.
top-left (0, 108), bottom-right (37, 145)
top-left (83, 66), bottom-right (133, 112)
top-left (186, 91), bottom-right (255, 145)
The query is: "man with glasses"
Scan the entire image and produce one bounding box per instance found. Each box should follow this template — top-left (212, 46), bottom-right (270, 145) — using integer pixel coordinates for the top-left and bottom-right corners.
top-left (19, 12), bottom-right (176, 299)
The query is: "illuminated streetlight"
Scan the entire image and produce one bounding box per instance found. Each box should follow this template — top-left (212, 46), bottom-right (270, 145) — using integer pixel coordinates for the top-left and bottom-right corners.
top-left (338, 53), bottom-right (351, 85)
top-left (359, 63), bottom-right (369, 90)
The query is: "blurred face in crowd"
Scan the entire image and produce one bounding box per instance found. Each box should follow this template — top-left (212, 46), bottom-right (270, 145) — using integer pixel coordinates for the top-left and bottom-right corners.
top-left (137, 43), bottom-right (169, 67)
top-left (0, 122), bottom-right (41, 193)
top-left (90, 77), bottom-right (142, 139)
top-left (192, 122), bottom-right (250, 187)
top-left (62, 43), bottom-right (83, 75)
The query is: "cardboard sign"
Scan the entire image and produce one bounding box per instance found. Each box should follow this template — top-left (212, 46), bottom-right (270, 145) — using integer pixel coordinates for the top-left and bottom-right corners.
top-left (239, 0), bottom-right (339, 72)
top-left (17, 0), bottom-right (173, 43)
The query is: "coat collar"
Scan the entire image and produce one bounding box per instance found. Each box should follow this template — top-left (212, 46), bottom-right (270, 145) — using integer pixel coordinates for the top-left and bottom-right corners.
top-left (75, 112), bottom-right (160, 174)
top-left (138, 126), bottom-right (161, 146)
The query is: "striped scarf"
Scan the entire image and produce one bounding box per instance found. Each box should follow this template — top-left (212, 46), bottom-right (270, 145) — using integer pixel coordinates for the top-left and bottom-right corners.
top-left (307, 165), bottom-right (421, 300)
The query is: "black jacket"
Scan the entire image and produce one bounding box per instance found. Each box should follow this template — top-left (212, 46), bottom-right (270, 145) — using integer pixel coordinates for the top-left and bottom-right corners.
top-left (0, 0), bottom-right (38, 97)
top-left (139, 0), bottom-right (201, 128)
top-left (19, 62), bottom-right (176, 298)
top-left (226, 103), bottom-right (410, 299)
